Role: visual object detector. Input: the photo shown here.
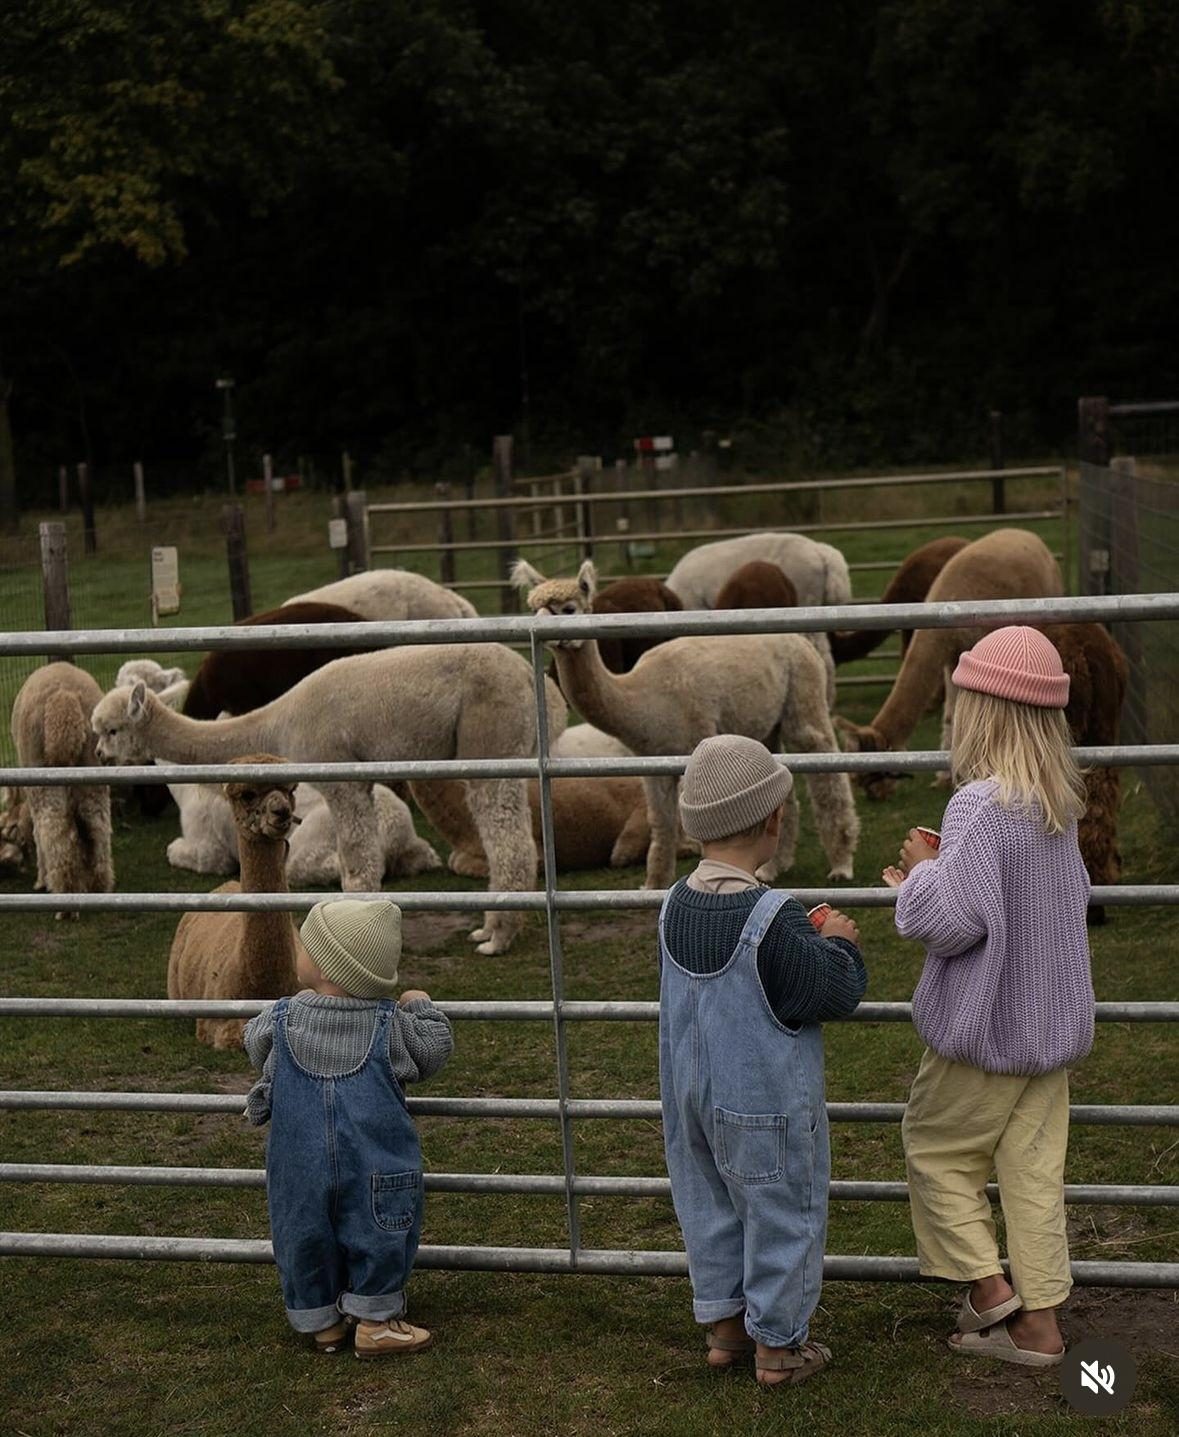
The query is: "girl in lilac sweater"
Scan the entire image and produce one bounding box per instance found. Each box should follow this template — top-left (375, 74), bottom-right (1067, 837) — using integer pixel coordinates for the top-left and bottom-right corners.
top-left (883, 627), bottom-right (1094, 1369)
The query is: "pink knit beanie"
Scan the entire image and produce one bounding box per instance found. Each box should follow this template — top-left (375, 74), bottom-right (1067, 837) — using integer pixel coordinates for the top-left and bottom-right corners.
top-left (952, 626), bottom-right (1069, 708)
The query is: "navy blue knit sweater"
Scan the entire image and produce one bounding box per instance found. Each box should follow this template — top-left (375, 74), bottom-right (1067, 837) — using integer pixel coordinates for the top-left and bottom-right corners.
top-left (660, 880), bottom-right (867, 1025)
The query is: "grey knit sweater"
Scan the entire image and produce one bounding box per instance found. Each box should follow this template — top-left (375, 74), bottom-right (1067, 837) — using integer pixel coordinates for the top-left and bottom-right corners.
top-left (243, 991), bottom-right (453, 1126)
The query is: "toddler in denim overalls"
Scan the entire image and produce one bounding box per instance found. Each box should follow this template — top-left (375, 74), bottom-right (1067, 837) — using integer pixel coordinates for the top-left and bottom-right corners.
top-left (659, 736), bottom-right (867, 1387)
top-left (244, 898), bottom-right (453, 1358)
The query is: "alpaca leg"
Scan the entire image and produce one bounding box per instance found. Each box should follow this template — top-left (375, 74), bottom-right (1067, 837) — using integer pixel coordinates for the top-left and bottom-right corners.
top-left (449, 846), bottom-right (490, 879)
top-left (756, 790), bottom-right (799, 885)
top-left (610, 803), bottom-right (651, 869)
top-left (464, 779), bottom-right (535, 955)
top-left (75, 786), bottom-right (114, 893)
top-left (317, 783), bottom-right (382, 891)
top-left (395, 837), bottom-right (443, 877)
top-left (642, 776), bottom-right (681, 890)
top-left (29, 788), bottom-right (82, 916)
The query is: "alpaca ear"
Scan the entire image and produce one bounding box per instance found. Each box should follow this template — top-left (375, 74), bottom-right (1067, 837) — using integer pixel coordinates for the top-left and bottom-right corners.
top-left (128, 681), bottom-right (148, 720)
top-left (510, 559), bottom-right (546, 592)
top-left (577, 560), bottom-right (598, 601)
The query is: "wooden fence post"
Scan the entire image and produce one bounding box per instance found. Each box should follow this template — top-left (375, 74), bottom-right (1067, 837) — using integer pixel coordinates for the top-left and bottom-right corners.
top-left (493, 435), bottom-right (517, 613)
top-left (1078, 396), bottom-right (1110, 468)
top-left (76, 461), bottom-right (96, 554)
top-left (345, 489), bottom-right (369, 574)
top-left (989, 410), bottom-right (1005, 514)
top-left (39, 521), bottom-right (71, 659)
top-left (58, 465), bottom-right (69, 514)
top-left (222, 503), bottom-right (252, 619)
top-left (437, 482), bottom-right (456, 585)
top-left (133, 462), bottom-right (146, 523)
top-left (330, 495), bottom-right (350, 579)
top-left (1077, 396), bottom-right (1111, 596)
top-left (701, 430), bottom-right (720, 526)
top-left (263, 453), bottom-right (276, 533)
top-left (576, 456), bottom-right (596, 563)
top-left (342, 451), bottom-right (353, 494)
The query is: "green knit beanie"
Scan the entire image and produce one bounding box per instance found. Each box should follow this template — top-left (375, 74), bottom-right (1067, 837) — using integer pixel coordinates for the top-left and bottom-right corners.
top-left (299, 899), bottom-right (402, 998)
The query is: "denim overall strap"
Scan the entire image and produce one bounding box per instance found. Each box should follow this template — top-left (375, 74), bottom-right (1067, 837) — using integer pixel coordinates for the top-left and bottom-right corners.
top-left (733, 888), bottom-right (793, 953)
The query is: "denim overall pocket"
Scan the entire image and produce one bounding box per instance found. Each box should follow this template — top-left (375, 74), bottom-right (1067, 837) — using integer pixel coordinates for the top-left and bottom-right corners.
top-left (713, 1108), bottom-right (788, 1184)
top-left (371, 1171), bottom-right (422, 1231)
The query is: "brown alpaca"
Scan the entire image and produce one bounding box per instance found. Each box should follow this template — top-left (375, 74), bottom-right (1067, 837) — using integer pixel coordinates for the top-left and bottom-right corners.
top-left (591, 577), bottom-right (683, 674)
top-left (0, 791), bottom-right (31, 872)
top-left (11, 663), bottom-right (114, 912)
top-left (829, 536), bottom-right (970, 665)
top-left (167, 756), bottom-right (302, 1049)
top-left (183, 601), bottom-right (368, 720)
top-left (714, 561), bottom-right (799, 610)
top-left (410, 774), bottom-right (654, 875)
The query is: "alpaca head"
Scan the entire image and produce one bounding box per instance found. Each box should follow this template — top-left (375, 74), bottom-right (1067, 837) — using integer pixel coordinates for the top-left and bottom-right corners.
top-left (511, 559), bottom-right (597, 648)
top-left (115, 659), bottom-right (187, 693)
top-left (91, 682), bottom-right (156, 764)
top-left (223, 755), bottom-right (299, 841)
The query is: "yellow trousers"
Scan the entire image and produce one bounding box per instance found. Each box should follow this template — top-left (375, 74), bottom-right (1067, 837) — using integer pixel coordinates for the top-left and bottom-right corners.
top-left (901, 1049), bottom-right (1072, 1310)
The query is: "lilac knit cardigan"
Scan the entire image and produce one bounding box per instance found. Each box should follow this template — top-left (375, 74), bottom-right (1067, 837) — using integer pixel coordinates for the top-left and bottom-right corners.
top-left (894, 780), bottom-right (1095, 1075)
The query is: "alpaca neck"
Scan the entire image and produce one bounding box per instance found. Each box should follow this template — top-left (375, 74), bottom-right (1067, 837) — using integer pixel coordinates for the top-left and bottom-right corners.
top-left (142, 693), bottom-right (271, 763)
top-left (870, 628), bottom-right (960, 747)
top-left (550, 642), bottom-right (645, 748)
top-left (236, 829), bottom-right (298, 995)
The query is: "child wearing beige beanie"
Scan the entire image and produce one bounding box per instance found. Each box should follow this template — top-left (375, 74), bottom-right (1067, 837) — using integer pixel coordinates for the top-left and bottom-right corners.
top-left (660, 735), bottom-right (867, 1388)
top-left (244, 899), bottom-right (453, 1359)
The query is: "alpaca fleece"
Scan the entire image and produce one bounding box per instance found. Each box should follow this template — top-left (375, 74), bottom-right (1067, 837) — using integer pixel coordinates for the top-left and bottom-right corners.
top-left (591, 577), bottom-right (682, 674)
top-left (829, 536), bottom-right (969, 665)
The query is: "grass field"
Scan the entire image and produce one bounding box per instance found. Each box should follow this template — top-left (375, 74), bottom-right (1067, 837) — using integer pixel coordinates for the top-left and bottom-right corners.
top-left (2, 469), bottom-right (1176, 1436)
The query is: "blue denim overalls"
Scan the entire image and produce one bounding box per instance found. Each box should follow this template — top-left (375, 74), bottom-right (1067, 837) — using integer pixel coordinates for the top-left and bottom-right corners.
top-left (266, 996), bottom-right (424, 1333)
top-left (659, 887), bottom-right (830, 1348)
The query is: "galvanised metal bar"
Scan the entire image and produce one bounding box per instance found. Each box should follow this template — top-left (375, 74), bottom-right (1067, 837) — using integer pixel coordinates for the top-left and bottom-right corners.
top-left (1, 1233), bottom-right (1173, 1287)
top-left (2, 999), bottom-right (1172, 1023)
top-left (7, 742), bottom-right (1177, 788)
top-left (3, 1164), bottom-right (1176, 1209)
top-left (530, 630), bottom-right (582, 1262)
top-left (5, 1091), bottom-right (1174, 1125)
top-left (3, 590), bottom-right (1176, 655)
top-left (0, 884), bottom-right (1175, 915)
top-left (1108, 401), bottom-right (1179, 416)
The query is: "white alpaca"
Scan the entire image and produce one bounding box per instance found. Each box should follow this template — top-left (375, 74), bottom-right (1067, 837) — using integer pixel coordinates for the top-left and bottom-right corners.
top-left (513, 560), bottom-right (859, 890)
top-left (92, 644), bottom-right (563, 954)
top-left (551, 723), bottom-right (635, 760)
top-left (664, 532), bottom-right (852, 610)
top-left (115, 659), bottom-right (188, 692)
top-left (166, 780), bottom-right (441, 885)
top-left (285, 570), bottom-right (477, 622)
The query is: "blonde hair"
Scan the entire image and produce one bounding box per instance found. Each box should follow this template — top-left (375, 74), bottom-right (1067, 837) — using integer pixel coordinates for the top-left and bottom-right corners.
top-left (951, 688), bottom-right (1085, 835)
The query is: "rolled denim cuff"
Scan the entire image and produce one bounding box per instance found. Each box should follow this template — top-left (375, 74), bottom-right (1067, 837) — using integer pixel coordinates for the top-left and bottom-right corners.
top-left (285, 1300), bottom-right (342, 1334)
top-left (339, 1289), bottom-right (407, 1322)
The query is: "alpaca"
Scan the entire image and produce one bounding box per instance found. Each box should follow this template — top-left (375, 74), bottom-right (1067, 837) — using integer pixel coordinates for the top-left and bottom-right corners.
top-left (590, 577), bottom-right (683, 674)
top-left (829, 536), bottom-right (970, 665)
top-left (166, 780), bottom-right (441, 885)
top-left (11, 663), bottom-right (114, 914)
top-left (92, 644), bottom-right (561, 954)
top-left (167, 756), bottom-right (301, 1049)
top-left (410, 774), bottom-right (653, 874)
top-left (182, 601), bottom-right (369, 720)
top-left (116, 659), bottom-right (188, 692)
top-left (111, 667), bottom-right (189, 817)
top-left (551, 723), bottom-right (635, 760)
top-left (513, 559), bottom-right (859, 890)
top-left (664, 532), bottom-right (852, 610)
top-left (285, 570), bottom-right (478, 622)
top-left (0, 793), bottom-right (30, 873)
top-left (714, 560), bottom-right (799, 611)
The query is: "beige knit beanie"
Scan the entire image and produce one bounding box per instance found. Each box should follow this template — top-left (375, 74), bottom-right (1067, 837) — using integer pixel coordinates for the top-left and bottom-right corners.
top-left (679, 735), bottom-right (794, 842)
top-left (299, 899), bottom-right (402, 998)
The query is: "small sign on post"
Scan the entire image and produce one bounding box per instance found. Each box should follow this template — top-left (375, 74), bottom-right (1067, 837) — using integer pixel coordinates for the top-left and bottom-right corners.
top-left (151, 546), bottom-right (181, 624)
top-left (328, 517), bottom-right (348, 549)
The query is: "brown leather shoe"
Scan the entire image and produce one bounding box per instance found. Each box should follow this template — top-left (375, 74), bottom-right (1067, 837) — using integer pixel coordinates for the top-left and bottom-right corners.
top-left (354, 1317), bottom-right (433, 1360)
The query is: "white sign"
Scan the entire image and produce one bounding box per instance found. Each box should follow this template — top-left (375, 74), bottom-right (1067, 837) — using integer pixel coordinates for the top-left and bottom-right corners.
top-left (328, 518), bottom-right (348, 550)
top-left (151, 546), bottom-right (181, 622)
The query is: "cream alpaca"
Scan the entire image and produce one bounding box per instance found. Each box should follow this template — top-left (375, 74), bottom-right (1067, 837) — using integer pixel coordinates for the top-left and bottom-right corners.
top-left (512, 559), bottom-right (859, 889)
top-left (93, 644), bottom-right (561, 954)
top-left (284, 569), bottom-right (477, 621)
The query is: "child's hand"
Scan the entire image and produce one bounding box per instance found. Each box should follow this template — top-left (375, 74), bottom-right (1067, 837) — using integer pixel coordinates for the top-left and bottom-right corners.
top-left (820, 909), bottom-right (860, 946)
top-left (881, 865), bottom-right (906, 888)
top-left (398, 988), bottom-right (430, 1006)
top-left (899, 829), bottom-right (939, 874)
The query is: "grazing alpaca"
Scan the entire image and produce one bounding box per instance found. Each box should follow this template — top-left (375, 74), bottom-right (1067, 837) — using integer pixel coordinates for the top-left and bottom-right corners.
top-left (714, 561), bottom-right (799, 611)
top-left (513, 559), bottom-right (859, 890)
top-left (166, 780), bottom-right (441, 884)
top-left (665, 532), bottom-right (851, 610)
top-left (92, 644), bottom-right (559, 954)
top-left (591, 577), bottom-right (683, 674)
top-left (167, 757), bottom-right (300, 1049)
top-left (11, 663), bottom-right (114, 914)
top-left (829, 536), bottom-right (970, 664)
top-left (410, 774), bottom-right (653, 875)
top-left (285, 569), bottom-right (477, 621)
top-left (182, 601), bottom-right (369, 720)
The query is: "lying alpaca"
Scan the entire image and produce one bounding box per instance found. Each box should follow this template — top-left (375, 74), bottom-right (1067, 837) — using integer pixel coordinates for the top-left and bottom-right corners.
top-left (116, 659), bottom-right (188, 692)
top-left (591, 577), bottom-right (683, 674)
top-left (11, 663), bottom-right (114, 914)
top-left (167, 757), bottom-right (301, 1048)
top-left (166, 780), bottom-right (441, 884)
top-left (285, 569), bottom-right (477, 621)
top-left (183, 601), bottom-right (369, 720)
top-left (714, 561), bottom-right (799, 611)
top-left (551, 723), bottom-right (634, 760)
top-left (93, 643), bottom-right (561, 954)
top-left (410, 774), bottom-right (653, 875)
top-left (515, 559), bottom-right (859, 889)
top-left (829, 536), bottom-right (970, 665)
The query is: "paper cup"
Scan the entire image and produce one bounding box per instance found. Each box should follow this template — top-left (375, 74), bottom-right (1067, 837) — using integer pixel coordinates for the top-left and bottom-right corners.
top-left (915, 826), bottom-right (941, 851)
top-left (807, 903), bottom-right (832, 932)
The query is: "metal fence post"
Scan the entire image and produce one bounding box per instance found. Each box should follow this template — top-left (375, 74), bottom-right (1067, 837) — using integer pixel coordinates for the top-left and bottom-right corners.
top-left (576, 456), bottom-right (596, 563)
top-left (530, 632), bottom-right (581, 1263)
top-left (436, 483), bottom-right (456, 586)
top-left (989, 410), bottom-right (1005, 514)
top-left (493, 436), bottom-right (517, 613)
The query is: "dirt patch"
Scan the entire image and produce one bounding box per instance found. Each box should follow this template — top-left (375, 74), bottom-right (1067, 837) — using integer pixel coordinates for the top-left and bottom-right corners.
top-left (401, 910), bottom-right (475, 954)
top-left (562, 911), bottom-right (656, 946)
top-left (950, 1287), bottom-right (1178, 1418)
